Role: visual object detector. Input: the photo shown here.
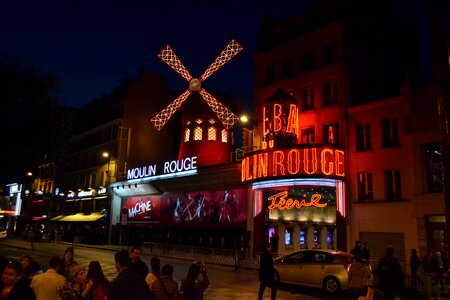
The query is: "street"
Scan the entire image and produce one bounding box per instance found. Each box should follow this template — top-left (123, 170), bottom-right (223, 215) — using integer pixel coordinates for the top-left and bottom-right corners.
top-left (0, 237), bottom-right (352, 299)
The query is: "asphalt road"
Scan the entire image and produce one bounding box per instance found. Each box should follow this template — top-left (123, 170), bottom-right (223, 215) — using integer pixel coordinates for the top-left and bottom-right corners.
top-left (0, 237), bottom-right (353, 299)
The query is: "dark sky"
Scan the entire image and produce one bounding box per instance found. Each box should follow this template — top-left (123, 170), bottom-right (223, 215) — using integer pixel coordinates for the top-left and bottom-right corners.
top-left (0, 0), bottom-right (316, 110)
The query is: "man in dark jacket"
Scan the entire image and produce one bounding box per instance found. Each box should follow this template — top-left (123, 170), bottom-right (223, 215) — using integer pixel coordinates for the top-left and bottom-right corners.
top-left (258, 243), bottom-right (277, 300)
top-left (377, 246), bottom-right (404, 300)
top-left (130, 246), bottom-right (149, 278)
top-left (111, 250), bottom-right (151, 300)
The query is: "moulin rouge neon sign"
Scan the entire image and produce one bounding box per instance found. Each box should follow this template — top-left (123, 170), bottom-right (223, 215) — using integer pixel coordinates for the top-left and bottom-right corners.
top-left (267, 191), bottom-right (327, 215)
top-left (241, 146), bottom-right (345, 182)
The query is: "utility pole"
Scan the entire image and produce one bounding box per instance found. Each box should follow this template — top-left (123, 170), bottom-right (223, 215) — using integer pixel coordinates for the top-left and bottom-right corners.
top-left (430, 0), bottom-right (450, 259)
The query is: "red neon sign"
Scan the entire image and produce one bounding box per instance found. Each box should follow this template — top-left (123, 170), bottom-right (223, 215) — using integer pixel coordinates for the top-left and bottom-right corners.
top-left (267, 191), bottom-right (327, 215)
top-left (241, 146), bottom-right (345, 182)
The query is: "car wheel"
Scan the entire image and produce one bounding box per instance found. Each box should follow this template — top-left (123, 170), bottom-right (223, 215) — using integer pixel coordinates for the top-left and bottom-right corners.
top-left (323, 276), bottom-right (340, 294)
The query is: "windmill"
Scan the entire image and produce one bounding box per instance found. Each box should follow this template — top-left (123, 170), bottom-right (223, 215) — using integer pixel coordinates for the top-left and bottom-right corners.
top-left (150, 39), bottom-right (243, 131)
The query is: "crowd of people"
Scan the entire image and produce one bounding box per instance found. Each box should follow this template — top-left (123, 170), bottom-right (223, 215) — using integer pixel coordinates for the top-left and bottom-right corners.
top-left (347, 240), bottom-right (450, 300)
top-left (0, 245), bottom-right (209, 300)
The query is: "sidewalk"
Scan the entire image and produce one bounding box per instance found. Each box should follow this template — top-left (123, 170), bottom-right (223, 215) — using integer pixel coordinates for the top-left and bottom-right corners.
top-left (0, 236), bottom-right (259, 270)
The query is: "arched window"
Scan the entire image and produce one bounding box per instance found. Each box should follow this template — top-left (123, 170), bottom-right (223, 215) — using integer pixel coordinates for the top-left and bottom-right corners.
top-left (194, 126), bottom-right (203, 141)
top-left (184, 128), bottom-right (190, 142)
top-left (208, 127), bottom-right (217, 141)
top-left (221, 129), bottom-right (228, 143)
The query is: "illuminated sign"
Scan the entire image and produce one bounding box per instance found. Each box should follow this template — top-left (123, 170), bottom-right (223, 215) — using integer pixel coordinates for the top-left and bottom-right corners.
top-left (123, 196), bottom-right (160, 222)
top-left (264, 187), bottom-right (336, 223)
top-left (77, 190), bottom-right (93, 197)
top-left (241, 146), bottom-right (345, 182)
top-left (127, 156), bottom-right (197, 180)
top-left (128, 200), bottom-right (152, 218)
top-left (97, 187), bottom-right (107, 195)
top-left (267, 191), bottom-right (327, 215)
top-left (263, 103), bottom-right (298, 149)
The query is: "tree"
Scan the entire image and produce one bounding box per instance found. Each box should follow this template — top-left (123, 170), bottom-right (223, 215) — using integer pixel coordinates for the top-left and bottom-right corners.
top-left (0, 53), bottom-right (72, 184)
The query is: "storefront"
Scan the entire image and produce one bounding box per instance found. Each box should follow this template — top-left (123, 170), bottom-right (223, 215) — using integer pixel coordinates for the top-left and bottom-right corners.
top-left (108, 156), bottom-right (249, 248)
top-left (241, 145), bottom-right (347, 254)
top-left (51, 187), bottom-right (110, 244)
top-left (241, 94), bottom-right (347, 254)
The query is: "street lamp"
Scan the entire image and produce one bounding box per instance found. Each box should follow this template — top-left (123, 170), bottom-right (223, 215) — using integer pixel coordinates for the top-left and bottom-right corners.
top-left (101, 151), bottom-right (114, 184)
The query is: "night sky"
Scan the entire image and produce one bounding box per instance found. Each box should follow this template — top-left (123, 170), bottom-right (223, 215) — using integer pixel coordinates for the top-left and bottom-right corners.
top-left (0, 0), bottom-right (315, 109)
top-left (1, 0), bottom-right (446, 110)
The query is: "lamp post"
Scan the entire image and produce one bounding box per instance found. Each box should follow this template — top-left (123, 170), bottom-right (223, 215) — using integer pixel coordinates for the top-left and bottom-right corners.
top-left (102, 152), bottom-right (114, 184)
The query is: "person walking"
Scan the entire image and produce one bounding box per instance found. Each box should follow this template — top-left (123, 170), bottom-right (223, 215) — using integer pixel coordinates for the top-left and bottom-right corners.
top-left (31, 256), bottom-right (66, 300)
top-left (28, 226), bottom-right (36, 251)
top-left (410, 248), bottom-right (421, 288)
top-left (0, 260), bottom-right (36, 300)
top-left (422, 248), bottom-right (441, 299)
top-left (110, 250), bottom-right (151, 300)
top-left (258, 243), bottom-right (277, 300)
top-left (376, 246), bottom-right (404, 300)
top-left (234, 235), bottom-right (245, 271)
top-left (361, 242), bottom-right (370, 262)
top-left (348, 254), bottom-right (372, 300)
top-left (180, 261), bottom-right (209, 300)
top-left (85, 261), bottom-right (110, 300)
top-left (130, 246), bottom-right (149, 279)
top-left (151, 263), bottom-right (180, 300)
top-left (269, 233), bottom-right (279, 258)
top-left (350, 240), bottom-right (362, 257)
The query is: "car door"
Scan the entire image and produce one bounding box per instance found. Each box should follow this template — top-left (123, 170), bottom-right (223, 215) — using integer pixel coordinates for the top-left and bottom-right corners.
top-left (302, 250), bottom-right (329, 287)
top-left (275, 251), bottom-right (308, 285)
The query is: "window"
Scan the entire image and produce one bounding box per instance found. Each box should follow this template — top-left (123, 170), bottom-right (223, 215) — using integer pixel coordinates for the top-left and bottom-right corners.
top-left (301, 52), bottom-right (314, 71)
top-left (385, 169), bottom-right (402, 201)
top-left (356, 123), bottom-right (371, 151)
top-left (301, 127), bottom-right (315, 144)
top-left (207, 127), bottom-right (216, 141)
top-left (302, 86), bottom-right (315, 111)
top-left (281, 59), bottom-right (293, 79)
top-left (221, 129), bottom-right (228, 143)
top-left (184, 128), bottom-right (190, 142)
top-left (358, 172), bottom-right (373, 201)
top-left (208, 119), bottom-right (216, 124)
top-left (264, 65), bottom-right (275, 84)
top-left (382, 118), bottom-right (399, 147)
top-left (324, 123), bottom-right (339, 144)
top-left (323, 79), bottom-right (338, 105)
top-left (194, 126), bottom-right (202, 141)
top-left (322, 42), bottom-right (337, 64)
top-left (195, 118), bottom-right (203, 124)
top-left (90, 173), bottom-right (96, 187)
top-left (285, 228), bottom-right (293, 245)
top-left (424, 143), bottom-right (443, 193)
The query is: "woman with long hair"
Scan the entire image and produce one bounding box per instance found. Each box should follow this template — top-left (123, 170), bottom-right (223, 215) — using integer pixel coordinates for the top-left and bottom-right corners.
top-left (180, 261), bottom-right (209, 300)
top-left (85, 261), bottom-right (110, 300)
top-left (62, 247), bottom-right (77, 280)
top-left (0, 260), bottom-right (35, 300)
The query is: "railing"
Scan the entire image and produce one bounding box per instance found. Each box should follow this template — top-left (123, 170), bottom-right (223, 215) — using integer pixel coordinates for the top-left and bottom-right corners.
top-left (142, 242), bottom-right (261, 270)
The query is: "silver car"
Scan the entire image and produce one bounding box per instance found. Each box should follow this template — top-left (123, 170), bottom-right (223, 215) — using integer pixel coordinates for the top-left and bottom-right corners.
top-left (273, 249), bottom-right (352, 294)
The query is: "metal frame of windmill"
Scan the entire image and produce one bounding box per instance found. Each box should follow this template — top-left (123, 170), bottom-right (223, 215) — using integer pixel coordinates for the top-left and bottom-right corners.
top-left (150, 39), bottom-right (243, 130)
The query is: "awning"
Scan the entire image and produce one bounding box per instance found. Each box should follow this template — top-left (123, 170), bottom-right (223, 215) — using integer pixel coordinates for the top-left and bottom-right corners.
top-left (51, 213), bottom-right (105, 222)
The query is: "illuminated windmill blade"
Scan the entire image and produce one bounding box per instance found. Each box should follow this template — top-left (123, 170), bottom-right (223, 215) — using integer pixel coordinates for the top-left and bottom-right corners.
top-left (150, 89), bottom-right (192, 130)
top-left (199, 39), bottom-right (243, 82)
top-left (158, 45), bottom-right (193, 82)
top-left (198, 88), bottom-right (239, 129)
